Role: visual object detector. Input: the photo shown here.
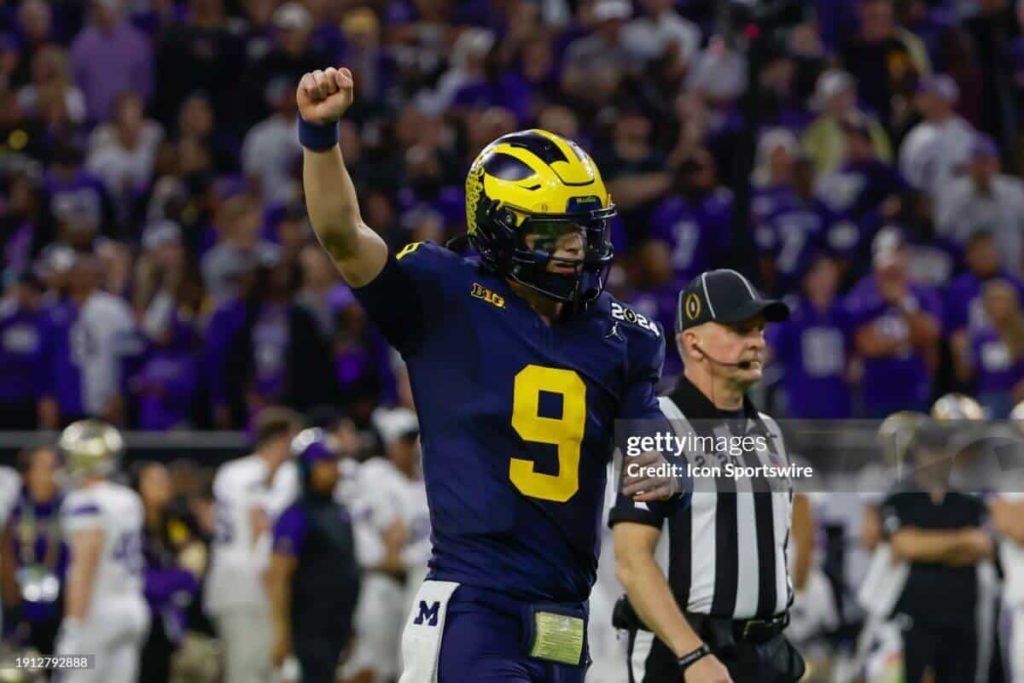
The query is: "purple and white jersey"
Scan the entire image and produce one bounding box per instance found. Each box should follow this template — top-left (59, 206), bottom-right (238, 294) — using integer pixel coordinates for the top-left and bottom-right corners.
top-left (40, 292), bottom-right (134, 417)
top-left (61, 481), bottom-right (145, 601)
top-left (44, 170), bottom-right (110, 233)
top-left (844, 276), bottom-right (943, 410)
top-left (649, 189), bottom-right (733, 283)
top-left (767, 295), bottom-right (853, 419)
top-left (945, 272), bottom-right (1024, 335)
top-left (0, 300), bottom-right (44, 403)
top-left (969, 327), bottom-right (1024, 395)
top-left (754, 192), bottom-right (834, 290)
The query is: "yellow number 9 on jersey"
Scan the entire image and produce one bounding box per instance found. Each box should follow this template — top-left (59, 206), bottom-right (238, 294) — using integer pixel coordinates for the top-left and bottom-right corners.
top-left (510, 365), bottom-right (586, 503)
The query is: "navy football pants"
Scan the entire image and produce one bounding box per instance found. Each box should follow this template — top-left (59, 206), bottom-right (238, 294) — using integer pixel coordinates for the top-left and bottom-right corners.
top-left (437, 588), bottom-right (588, 683)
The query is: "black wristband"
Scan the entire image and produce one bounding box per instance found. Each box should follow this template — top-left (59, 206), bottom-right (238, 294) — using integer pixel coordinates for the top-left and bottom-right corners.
top-left (678, 643), bottom-right (712, 672)
top-left (297, 116), bottom-right (339, 151)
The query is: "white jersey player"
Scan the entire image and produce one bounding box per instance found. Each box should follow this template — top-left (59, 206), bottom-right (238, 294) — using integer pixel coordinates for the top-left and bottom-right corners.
top-left (204, 408), bottom-right (301, 683)
top-left (992, 401), bottom-right (1024, 679)
top-left (54, 420), bottom-right (149, 683)
top-left (342, 407), bottom-right (427, 683)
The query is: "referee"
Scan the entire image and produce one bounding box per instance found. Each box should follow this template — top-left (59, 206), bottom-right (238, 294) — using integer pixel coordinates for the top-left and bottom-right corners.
top-left (611, 269), bottom-right (805, 682)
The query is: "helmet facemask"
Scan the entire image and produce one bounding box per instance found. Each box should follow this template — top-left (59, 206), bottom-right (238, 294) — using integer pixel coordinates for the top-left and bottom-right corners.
top-left (472, 198), bottom-right (615, 308)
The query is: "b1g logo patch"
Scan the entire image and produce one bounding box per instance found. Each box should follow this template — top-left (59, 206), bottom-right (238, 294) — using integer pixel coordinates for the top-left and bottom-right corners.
top-left (684, 293), bottom-right (702, 320)
top-left (610, 302), bottom-right (659, 335)
top-left (471, 283), bottom-right (506, 308)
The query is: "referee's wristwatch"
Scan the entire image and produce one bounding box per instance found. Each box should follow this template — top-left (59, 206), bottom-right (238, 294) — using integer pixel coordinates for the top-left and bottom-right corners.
top-left (677, 643), bottom-right (713, 672)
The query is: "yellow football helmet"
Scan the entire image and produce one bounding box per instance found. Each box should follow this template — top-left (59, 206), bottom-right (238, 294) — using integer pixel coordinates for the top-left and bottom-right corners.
top-left (878, 411), bottom-right (928, 466)
top-left (57, 419), bottom-right (123, 480)
top-left (930, 393), bottom-right (986, 420)
top-left (464, 129), bottom-right (615, 307)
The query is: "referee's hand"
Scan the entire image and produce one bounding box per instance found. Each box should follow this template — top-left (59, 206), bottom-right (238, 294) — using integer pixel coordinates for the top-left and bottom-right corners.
top-left (622, 450), bottom-right (680, 501)
top-left (683, 654), bottom-right (732, 682)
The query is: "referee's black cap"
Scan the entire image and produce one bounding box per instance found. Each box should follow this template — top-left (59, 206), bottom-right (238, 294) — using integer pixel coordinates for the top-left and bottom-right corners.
top-left (676, 269), bottom-right (790, 333)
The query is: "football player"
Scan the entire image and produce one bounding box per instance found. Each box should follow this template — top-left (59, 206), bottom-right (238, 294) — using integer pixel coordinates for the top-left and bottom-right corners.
top-left (297, 66), bottom-right (680, 681)
top-left (204, 407), bottom-right (302, 683)
top-left (54, 420), bottom-right (149, 683)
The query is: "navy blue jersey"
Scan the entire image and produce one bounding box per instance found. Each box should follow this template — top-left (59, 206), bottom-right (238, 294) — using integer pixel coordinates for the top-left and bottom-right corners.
top-left (353, 242), bottom-right (665, 602)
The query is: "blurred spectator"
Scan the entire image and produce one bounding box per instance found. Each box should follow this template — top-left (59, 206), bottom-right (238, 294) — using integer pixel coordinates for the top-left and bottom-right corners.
top-left (85, 91), bottom-right (164, 223)
top-left (295, 244), bottom-right (338, 337)
top-left (204, 407), bottom-right (300, 683)
top-left (621, 0), bottom-right (701, 66)
top-left (269, 430), bottom-right (359, 682)
top-left (241, 77), bottom-right (301, 205)
top-left (129, 222), bottom-right (203, 431)
top-left (802, 69), bottom-right (893, 178)
top-left (648, 148), bottom-right (732, 284)
top-left (755, 155), bottom-right (843, 295)
top-left (240, 1), bottom-right (328, 128)
top-left (154, 0), bottom-right (246, 129)
top-left (1, 172), bottom-right (52, 282)
top-left (899, 74), bottom-right (975, 201)
top-left (418, 27), bottom-right (494, 117)
top-left (0, 274), bottom-right (45, 429)
top-left (962, 280), bottom-right (1024, 418)
top-left (338, 7), bottom-right (391, 104)
top-left (627, 240), bottom-right (681, 376)
top-left (840, 0), bottom-right (930, 128)
top-left (70, 0), bottom-right (153, 126)
top-left (0, 87), bottom-right (50, 162)
top-left (846, 228), bottom-right (942, 416)
top-left (328, 286), bottom-right (391, 423)
top-left (201, 193), bottom-right (279, 304)
top-left (133, 461), bottom-right (204, 683)
top-left (38, 254), bottom-right (135, 428)
top-left (596, 111), bottom-right (670, 229)
top-left (45, 143), bottom-right (116, 244)
top-left (562, 0), bottom-right (638, 107)
top-left (935, 134), bottom-right (1024, 276)
top-left (10, 0), bottom-right (54, 89)
top-left (685, 34), bottom-right (747, 105)
top-left (816, 113), bottom-right (908, 241)
top-left (0, 446), bottom-right (67, 655)
top-left (963, 0), bottom-right (1020, 148)
top-left (947, 229), bottom-right (1024, 380)
top-left (752, 128), bottom-right (798, 222)
top-left (224, 261), bottom-right (338, 419)
top-left (16, 45), bottom-right (87, 130)
top-left (767, 253), bottom-right (854, 419)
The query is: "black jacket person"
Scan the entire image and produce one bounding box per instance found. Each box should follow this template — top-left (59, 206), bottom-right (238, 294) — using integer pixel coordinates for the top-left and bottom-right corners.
top-left (268, 428), bottom-right (361, 682)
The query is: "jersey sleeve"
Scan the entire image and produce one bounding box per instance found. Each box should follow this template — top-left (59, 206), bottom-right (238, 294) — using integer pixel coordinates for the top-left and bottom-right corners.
top-left (619, 321), bottom-right (666, 421)
top-left (271, 505), bottom-right (308, 557)
top-left (350, 241), bottom-right (457, 356)
top-left (61, 492), bottom-right (103, 533)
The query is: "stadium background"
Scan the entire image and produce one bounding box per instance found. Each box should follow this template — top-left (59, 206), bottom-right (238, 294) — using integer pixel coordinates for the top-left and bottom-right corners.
top-left (0, 0), bottom-right (1023, 679)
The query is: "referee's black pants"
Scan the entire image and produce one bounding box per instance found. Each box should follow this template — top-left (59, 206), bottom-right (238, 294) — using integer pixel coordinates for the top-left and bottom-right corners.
top-left (901, 620), bottom-right (976, 683)
top-left (626, 621), bottom-right (805, 682)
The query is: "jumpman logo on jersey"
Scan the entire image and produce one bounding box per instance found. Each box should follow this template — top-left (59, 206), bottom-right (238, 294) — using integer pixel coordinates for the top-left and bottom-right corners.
top-left (606, 321), bottom-right (624, 341)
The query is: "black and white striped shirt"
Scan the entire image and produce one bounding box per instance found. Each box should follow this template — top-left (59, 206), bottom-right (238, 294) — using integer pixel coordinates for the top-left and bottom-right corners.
top-left (610, 375), bottom-right (795, 620)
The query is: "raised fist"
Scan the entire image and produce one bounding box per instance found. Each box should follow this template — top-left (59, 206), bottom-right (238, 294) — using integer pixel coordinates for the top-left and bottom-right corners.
top-left (296, 67), bottom-right (354, 124)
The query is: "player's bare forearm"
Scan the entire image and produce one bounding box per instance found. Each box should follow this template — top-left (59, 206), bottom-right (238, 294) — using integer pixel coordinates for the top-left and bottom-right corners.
top-left (267, 553), bottom-right (295, 636)
top-left (297, 66), bottom-right (388, 287)
top-left (65, 530), bottom-right (103, 620)
top-left (614, 523), bottom-right (704, 658)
